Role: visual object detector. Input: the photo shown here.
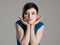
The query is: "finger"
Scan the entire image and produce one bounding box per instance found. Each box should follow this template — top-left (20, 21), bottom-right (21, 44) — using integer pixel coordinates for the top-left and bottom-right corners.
top-left (22, 19), bottom-right (28, 25)
top-left (23, 19), bottom-right (27, 22)
top-left (38, 16), bottom-right (43, 21)
top-left (18, 16), bottom-right (21, 20)
top-left (18, 16), bottom-right (27, 22)
top-left (36, 16), bottom-right (43, 21)
top-left (21, 18), bottom-right (28, 25)
top-left (34, 16), bottom-right (43, 25)
top-left (18, 16), bottom-right (29, 25)
top-left (36, 16), bottom-right (43, 22)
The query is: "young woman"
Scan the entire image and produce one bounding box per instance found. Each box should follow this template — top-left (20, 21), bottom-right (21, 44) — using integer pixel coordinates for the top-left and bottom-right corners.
top-left (15, 2), bottom-right (44, 45)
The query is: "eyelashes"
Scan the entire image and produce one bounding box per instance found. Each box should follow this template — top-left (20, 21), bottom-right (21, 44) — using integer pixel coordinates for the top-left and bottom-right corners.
top-left (32, 13), bottom-right (35, 15)
top-left (24, 13), bottom-right (27, 15)
top-left (24, 12), bottom-right (35, 15)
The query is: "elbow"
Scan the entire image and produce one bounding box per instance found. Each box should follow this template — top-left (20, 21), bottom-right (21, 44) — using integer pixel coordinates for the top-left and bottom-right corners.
top-left (35, 41), bottom-right (38, 45)
top-left (21, 42), bottom-right (27, 45)
top-left (30, 41), bottom-right (38, 45)
top-left (35, 40), bottom-right (39, 45)
top-left (21, 42), bottom-right (28, 45)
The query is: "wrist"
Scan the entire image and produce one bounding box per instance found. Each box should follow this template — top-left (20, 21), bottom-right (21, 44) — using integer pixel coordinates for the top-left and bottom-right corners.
top-left (30, 24), bottom-right (34, 30)
top-left (27, 24), bottom-right (30, 28)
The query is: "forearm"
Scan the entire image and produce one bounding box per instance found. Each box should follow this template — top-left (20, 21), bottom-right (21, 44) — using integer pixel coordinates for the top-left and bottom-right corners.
top-left (30, 25), bottom-right (38, 45)
top-left (30, 25), bottom-right (44, 45)
top-left (21, 25), bottom-right (30, 45)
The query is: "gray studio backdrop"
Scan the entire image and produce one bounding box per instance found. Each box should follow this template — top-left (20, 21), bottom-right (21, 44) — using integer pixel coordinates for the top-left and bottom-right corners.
top-left (0, 0), bottom-right (60, 45)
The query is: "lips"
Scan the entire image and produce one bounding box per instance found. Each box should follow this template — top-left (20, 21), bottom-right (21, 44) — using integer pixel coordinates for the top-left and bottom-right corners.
top-left (28, 19), bottom-right (32, 21)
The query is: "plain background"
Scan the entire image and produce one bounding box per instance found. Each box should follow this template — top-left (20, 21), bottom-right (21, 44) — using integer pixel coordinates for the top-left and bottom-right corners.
top-left (0, 0), bottom-right (60, 45)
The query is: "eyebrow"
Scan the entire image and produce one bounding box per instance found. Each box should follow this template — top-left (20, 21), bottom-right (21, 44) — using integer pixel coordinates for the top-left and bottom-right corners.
top-left (26, 10), bottom-right (36, 13)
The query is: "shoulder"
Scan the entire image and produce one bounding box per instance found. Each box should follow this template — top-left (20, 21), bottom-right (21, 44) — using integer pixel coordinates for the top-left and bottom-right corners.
top-left (34, 21), bottom-right (44, 32)
top-left (15, 20), bottom-right (27, 31)
top-left (15, 20), bottom-right (23, 28)
top-left (35, 21), bottom-right (44, 28)
top-left (15, 20), bottom-right (24, 26)
top-left (15, 20), bottom-right (21, 24)
top-left (38, 21), bottom-right (44, 26)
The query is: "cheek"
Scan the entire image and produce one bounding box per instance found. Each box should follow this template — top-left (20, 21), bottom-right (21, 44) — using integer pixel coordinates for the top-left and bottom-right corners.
top-left (33, 15), bottom-right (37, 19)
top-left (24, 15), bottom-right (28, 19)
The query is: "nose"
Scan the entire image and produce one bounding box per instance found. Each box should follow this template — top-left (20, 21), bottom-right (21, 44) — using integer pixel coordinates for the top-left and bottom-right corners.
top-left (28, 14), bottom-right (31, 18)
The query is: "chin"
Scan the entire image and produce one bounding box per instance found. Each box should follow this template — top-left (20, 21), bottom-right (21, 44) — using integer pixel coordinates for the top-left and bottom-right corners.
top-left (28, 21), bottom-right (34, 24)
top-left (29, 22), bottom-right (33, 24)
top-left (28, 19), bottom-right (36, 24)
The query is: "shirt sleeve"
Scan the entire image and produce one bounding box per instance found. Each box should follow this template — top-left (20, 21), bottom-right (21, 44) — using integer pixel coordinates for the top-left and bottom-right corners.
top-left (34, 21), bottom-right (44, 33)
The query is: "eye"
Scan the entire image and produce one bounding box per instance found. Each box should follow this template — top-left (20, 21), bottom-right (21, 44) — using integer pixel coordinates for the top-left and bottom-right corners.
top-left (32, 12), bottom-right (35, 15)
top-left (24, 12), bottom-right (28, 15)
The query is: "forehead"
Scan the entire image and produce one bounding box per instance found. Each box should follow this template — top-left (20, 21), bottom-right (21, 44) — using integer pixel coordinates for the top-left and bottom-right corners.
top-left (26, 8), bottom-right (36, 12)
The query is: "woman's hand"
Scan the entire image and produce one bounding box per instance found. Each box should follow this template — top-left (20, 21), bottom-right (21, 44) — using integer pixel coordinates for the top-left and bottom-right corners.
top-left (18, 16), bottom-right (43, 26)
top-left (18, 16), bottom-right (29, 26)
top-left (31, 16), bottom-right (43, 26)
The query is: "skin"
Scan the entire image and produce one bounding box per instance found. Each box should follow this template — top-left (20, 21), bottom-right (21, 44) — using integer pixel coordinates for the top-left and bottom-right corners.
top-left (16, 8), bottom-right (44, 45)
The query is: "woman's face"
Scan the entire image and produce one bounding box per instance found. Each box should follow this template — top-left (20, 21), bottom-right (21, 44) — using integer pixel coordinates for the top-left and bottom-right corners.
top-left (24, 8), bottom-right (38, 24)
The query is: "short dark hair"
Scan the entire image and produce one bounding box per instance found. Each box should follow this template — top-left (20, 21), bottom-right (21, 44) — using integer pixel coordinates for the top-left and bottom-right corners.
top-left (22, 2), bottom-right (38, 18)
